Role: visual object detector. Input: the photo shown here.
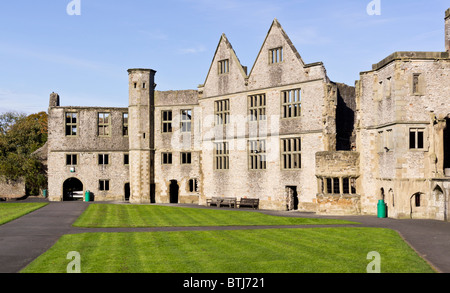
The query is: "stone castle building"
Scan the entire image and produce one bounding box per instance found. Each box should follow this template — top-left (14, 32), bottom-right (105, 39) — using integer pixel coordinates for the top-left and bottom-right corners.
top-left (46, 9), bottom-right (450, 221)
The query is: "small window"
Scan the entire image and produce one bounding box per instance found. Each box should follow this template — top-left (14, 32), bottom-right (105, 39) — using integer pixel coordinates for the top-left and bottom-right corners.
top-left (123, 113), bottom-right (129, 136)
top-left (162, 110), bottom-right (172, 133)
top-left (181, 109), bottom-right (192, 132)
top-left (409, 128), bottom-right (425, 149)
top-left (66, 154), bottom-right (77, 166)
top-left (269, 47), bottom-right (283, 64)
top-left (98, 154), bottom-right (109, 165)
top-left (124, 154), bottom-right (129, 165)
top-left (99, 180), bottom-right (110, 191)
top-left (162, 153), bottom-right (172, 165)
top-left (189, 178), bottom-right (198, 192)
top-left (65, 112), bottom-right (78, 136)
top-left (412, 73), bottom-right (421, 94)
top-left (181, 152), bottom-right (192, 164)
top-left (218, 59), bottom-right (229, 74)
top-left (143, 83), bottom-right (146, 89)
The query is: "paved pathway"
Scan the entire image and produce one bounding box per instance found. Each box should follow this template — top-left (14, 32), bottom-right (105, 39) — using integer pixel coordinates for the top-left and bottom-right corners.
top-left (1, 200), bottom-right (449, 273)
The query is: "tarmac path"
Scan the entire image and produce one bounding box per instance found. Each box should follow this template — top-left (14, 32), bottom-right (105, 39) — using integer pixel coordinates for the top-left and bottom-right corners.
top-left (1, 200), bottom-right (449, 273)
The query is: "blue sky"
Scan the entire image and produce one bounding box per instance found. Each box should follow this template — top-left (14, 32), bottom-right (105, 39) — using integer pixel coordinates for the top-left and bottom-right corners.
top-left (0, 0), bottom-right (448, 114)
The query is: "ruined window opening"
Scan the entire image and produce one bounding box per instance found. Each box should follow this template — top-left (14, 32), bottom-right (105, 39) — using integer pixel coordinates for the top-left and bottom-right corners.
top-left (415, 193), bottom-right (421, 207)
top-left (270, 47), bottom-right (283, 64)
top-left (218, 59), bottom-right (229, 74)
top-left (134, 83), bottom-right (137, 89)
top-left (98, 154), bottom-right (109, 165)
top-left (124, 153), bottom-right (129, 165)
top-left (215, 99), bottom-right (230, 125)
top-left (181, 109), bottom-right (192, 132)
top-left (409, 128), bottom-right (425, 149)
top-left (281, 137), bottom-right (301, 170)
top-left (143, 83), bottom-right (146, 89)
top-left (333, 178), bottom-right (340, 194)
top-left (162, 110), bottom-right (172, 133)
top-left (162, 152), bottom-right (172, 165)
top-left (248, 94), bottom-right (266, 121)
top-left (66, 154), bottom-right (77, 166)
top-left (326, 178), bottom-right (332, 194)
top-left (98, 113), bottom-right (111, 137)
top-left (214, 142), bottom-right (229, 170)
top-left (181, 152), bottom-right (192, 164)
top-left (189, 178), bottom-right (198, 192)
top-left (99, 180), bottom-right (110, 191)
top-left (123, 113), bottom-right (128, 136)
top-left (65, 112), bottom-right (78, 136)
top-left (412, 73), bottom-right (421, 94)
top-left (282, 89), bottom-right (301, 118)
top-left (249, 140), bottom-right (267, 170)
top-left (343, 178), bottom-right (350, 194)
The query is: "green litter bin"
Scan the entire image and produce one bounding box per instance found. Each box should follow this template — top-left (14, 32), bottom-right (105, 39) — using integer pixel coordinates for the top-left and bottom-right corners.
top-left (377, 199), bottom-right (386, 218)
top-left (85, 190), bottom-right (90, 202)
top-left (42, 189), bottom-right (48, 198)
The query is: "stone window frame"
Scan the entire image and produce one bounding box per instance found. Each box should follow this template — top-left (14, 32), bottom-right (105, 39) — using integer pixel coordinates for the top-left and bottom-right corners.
top-left (122, 112), bottom-right (129, 137)
top-left (409, 128), bottom-right (425, 150)
top-left (180, 109), bottom-right (192, 133)
top-left (123, 153), bottom-right (129, 165)
top-left (161, 152), bottom-right (173, 165)
top-left (218, 59), bottom-right (230, 75)
top-left (65, 154), bottom-right (78, 166)
top-left (281, 89), bottom-right (301, 119)
top-left (181, 152), bottom-right (192, 165)
top-left (65, 112), bottom-right (78, 137)
top-left (281, 137), bottom-right (301, 170)
top-left (248, 139), bottom-right (267, 170)
top-left (188, 178), bottom-right (199, 193)
top-left (214, 141), bottom-right (229, 170)
top-left (98, 112), bottom-right (111, 137)
top-left (98, 154), bottom-right (109, 165)
top-left (161, 110), bottom-right (173, 133)
top-left (215, 99), bottom-right (230, 125)
top-left (269, 47), bottom-right (283, 64)
top-left (99, 179), bottom-right (110, 191)
top-left (412, 73), bottom-right (423, 95)
top-left (321, 177), bottom-right (357, 195)
top-left (248, 94), bottom-right (266, 122)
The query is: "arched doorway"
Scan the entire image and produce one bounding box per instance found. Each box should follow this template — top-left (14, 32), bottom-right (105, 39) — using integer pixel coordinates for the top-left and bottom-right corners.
top-left (124, 183), bottom-right (130, 201)
top-left (63, 178), bottom-right (83, 201)
top-left (169, 180), bottom-right (179, 204)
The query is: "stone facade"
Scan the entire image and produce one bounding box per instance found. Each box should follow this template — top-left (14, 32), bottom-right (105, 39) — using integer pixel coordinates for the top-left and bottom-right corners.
top-left (45, 10), bottom-right (450, 221)
top-left (0, 177), bottom-right (25, 200)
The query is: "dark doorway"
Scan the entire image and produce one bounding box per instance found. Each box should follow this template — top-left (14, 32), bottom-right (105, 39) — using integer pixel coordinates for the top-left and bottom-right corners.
top-left (124, 183), bottom-right (130, 201)
top-left (444, 118), bottom-right (450, 170)
top-left (286, 186), bottom-right (298, 211)
top-left (169, 180), bottom-right (179, 204)
top-left (150, 183), bottom-right (156, 203)
top-left (63, 178), bottom-right (83, 201)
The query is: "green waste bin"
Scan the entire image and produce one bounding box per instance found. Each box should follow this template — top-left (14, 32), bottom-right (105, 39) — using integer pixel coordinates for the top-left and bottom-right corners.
top-left (377, 199), bottom-right (386, 218)
top-left (42, 189), bottom-right (48, 198)
top-left (85, 190), bottom-right (90, 202)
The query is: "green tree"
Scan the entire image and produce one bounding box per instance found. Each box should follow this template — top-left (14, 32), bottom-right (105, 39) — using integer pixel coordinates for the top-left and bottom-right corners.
top-left (0, 111), bottom-right (48, 195)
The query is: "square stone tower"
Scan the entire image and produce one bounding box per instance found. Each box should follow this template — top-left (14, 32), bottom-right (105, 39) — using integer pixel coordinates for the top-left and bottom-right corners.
top-left (128, 68), bottom-right (156, 204)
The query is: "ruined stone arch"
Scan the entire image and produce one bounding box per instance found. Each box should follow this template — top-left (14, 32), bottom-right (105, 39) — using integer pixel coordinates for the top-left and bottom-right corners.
top-left (409, 192), bottom-right (424, 218)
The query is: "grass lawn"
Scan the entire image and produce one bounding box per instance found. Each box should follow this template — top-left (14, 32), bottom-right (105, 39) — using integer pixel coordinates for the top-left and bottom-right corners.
top-left (0, 203), bottom-right (48, 225)
top-left (73, 204), bottom-right (359, 227)
top-left (21, 227), bottom-right (435, 273)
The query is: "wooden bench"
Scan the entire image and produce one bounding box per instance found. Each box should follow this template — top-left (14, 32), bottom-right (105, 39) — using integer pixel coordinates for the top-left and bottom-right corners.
top-left (206, 197), bottom-right (237, 208)
top-left (238, 198), bottom-right (260, 209)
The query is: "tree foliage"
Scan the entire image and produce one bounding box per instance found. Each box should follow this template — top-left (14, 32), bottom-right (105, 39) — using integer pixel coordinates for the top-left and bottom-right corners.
top-left (0, 111), bottom-right (48, 195)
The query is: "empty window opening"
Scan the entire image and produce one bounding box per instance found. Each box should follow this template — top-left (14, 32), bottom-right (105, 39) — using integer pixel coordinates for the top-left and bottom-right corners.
top-left (181, 109), bottom-right (192, 132)
top-left (66, 154), bottom-right (77, 166)
top-left (219, 59), bottom-right (229, 74)
top-left (412, 73), bottom-right (421, 94)
top-left (409, 128), bottom-right (425, 149)
top-left (215, 99), bottom-right (230, 125)
top-left (99, 180), bottom-right (110, 191)
top-left (162, 152), bottom-right (172, 165)
top-left (282, 89), bottom-right (301, 118)
top-left (65, 112), bottom-right (78, 136)
top-left (270, 47), bottom-right (283, 64)
top-left (143, 83), bottom-right (146, 89)
top-left (415, 193), bottom-right (421, 207)
top-left (98, 154), bottom-right (109, 165)
top-left (214, 142), bottom-right (229, 170)
top-left (98, 113), bottom-right (111, 137)
top-left (181, 152), bottom-right (192, 164)
top-left (249, 140), bottom-right (266, 170)
top-left (123, 113), bottom-right (129, 136)
top-left (189, 178), bottom-right (198, 192)
top-left (248, 94), bottom-right (266, 121)
top-left (281, 137), bottom-right (301, 170)
top-left (124, 153), bottom-right (129, 165)
top-left (134, 83), bottom-right (137, 88)
top-left (162, 110), bottom-right (172, 133)
top-left (444, 118), bottom-right (450, 170)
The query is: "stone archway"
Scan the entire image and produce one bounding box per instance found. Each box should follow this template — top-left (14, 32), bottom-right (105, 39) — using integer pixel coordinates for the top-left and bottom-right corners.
top-left (62, 178), bottom-right (83, 201)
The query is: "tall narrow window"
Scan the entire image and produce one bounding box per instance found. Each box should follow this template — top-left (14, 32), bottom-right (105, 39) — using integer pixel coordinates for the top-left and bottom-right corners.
top-left (181, 152), bottom-right (192, 164)
top-left (409, 128), bottom-right (425, 149)
top-left (269, 47), bottom-right (283, 64)
top-left (98, 113), bottom-right (111, 137)
top-left (162, 152), bottom-right (172, 165)
top-left (181, 109), bottom-right (192, 132)
top-left (124, 153), bottom-right (129, 165)
top-left (214, 142), bottom-right (229, 170)
top-left (215, 99), bottom-right (230, 125)
top-left (123, 113), bottom-right (129, 136)
top-left (248, 94), bottom-right (266, 121)
top-left (65, 112), bottom-right (78, 136)
top-left (249, 140), bottom-right (266, 170)
top-left (66, 154), bottom-right (78, 166)
top-left (162, 110), bottom-right (172, 133)
top-left (98, 154), bottom-right (109, 165)
top-left (412, 73), bottom-right (421, 94)
top-left (218, 59), bottom-right (229, 74)
top-left (281, 137), bottom-right (301, 169)
top-left (282, 89), bottom-right (301, 118)
top-left (189, 179), bottom-right (198, 192)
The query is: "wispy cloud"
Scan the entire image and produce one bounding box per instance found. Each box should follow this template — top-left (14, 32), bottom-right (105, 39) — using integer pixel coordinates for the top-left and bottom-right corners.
top-left (178, 45), bottom-right (206, 55)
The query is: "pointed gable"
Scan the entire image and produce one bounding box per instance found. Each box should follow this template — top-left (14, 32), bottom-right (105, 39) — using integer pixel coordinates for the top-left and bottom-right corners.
top-left (200, 34), bottom-right (248, 98)
top-left (248, 19), bottom-right (323, 90)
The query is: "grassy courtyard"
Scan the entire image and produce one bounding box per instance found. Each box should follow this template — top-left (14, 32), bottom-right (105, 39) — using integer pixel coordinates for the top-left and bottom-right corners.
top-left (0, 202), bottom-right (48, 225)
top-left (19, 204), bottom-right (435, 273)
